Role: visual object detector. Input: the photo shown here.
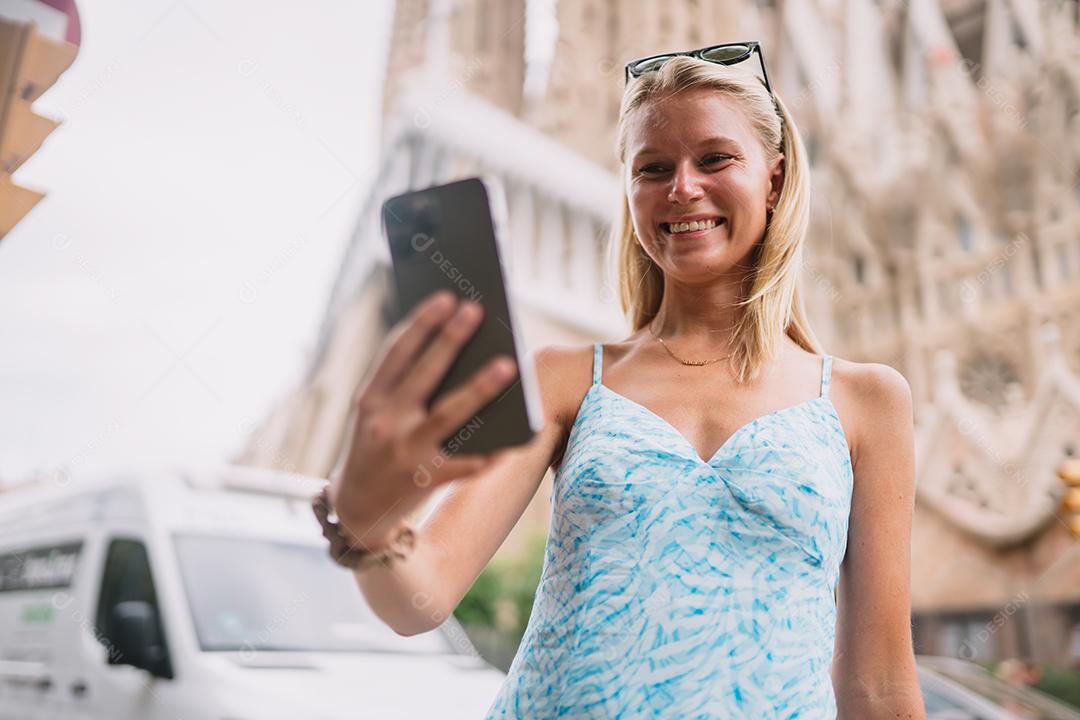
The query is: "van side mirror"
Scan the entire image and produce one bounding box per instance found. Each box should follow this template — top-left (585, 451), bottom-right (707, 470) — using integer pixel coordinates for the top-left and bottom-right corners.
top-left (109, 601), bottom-right (174, 679)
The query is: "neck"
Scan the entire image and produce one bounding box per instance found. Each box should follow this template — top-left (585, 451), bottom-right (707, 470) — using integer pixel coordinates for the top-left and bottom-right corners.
top-left (649, 275), bottom-right (745, 351)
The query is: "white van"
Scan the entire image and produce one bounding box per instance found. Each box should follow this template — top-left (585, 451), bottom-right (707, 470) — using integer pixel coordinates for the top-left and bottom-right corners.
top-left (0, 466), bottom-right (505, 719)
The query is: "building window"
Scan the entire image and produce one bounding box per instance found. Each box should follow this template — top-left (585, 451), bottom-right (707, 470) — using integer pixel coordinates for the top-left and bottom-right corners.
top-left (1071, 622), bottom-right (1080, 661)
top-left (955, 215), bottom-right (973, 252)
top-left (476, 0), bottom-right (489, 52)
top-left (940, 614), bottom-right (997, 662)
top-left (1012, 18), bottom-right (1027, 50)
top-left (583, 1), bottom-right (595, 34)
top-left (940, 621), bottom-right (964, 656)
top-left (938, 279), bottom-right (951, 312)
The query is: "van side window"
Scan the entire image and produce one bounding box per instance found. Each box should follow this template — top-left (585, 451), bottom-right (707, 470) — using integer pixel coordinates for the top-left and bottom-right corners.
top-left (0, 542), bottom-right (81, 592)
top-left (94, 539), bottom-right (168, 658)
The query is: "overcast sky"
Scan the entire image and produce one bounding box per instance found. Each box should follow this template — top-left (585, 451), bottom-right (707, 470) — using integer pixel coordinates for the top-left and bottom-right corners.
top-left (0, 0), bottom-right (394, 481)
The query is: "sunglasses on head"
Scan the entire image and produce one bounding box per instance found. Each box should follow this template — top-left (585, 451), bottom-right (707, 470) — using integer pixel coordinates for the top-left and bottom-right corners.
top-left (624, 41), bottom-right (772, 94)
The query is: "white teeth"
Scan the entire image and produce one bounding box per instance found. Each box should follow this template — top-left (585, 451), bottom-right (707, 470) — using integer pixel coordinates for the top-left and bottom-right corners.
top-left (666, 218), bottom-right (719, 234)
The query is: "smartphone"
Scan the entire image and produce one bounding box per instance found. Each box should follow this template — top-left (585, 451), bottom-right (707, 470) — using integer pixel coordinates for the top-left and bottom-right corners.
top-left (381, 177), bottom-right (542, 455)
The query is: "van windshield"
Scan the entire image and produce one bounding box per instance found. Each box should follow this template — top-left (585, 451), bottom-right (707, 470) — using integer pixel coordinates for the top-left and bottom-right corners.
top-left (174, 534), bottom-right (455, 655)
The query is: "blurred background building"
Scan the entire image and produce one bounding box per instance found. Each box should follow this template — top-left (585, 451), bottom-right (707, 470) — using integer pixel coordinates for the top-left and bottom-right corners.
top-left (238, 0), bottom-right (1080, 668)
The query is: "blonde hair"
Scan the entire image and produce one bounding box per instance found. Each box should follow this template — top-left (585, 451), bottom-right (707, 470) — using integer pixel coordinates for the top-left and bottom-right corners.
top-left (613, 56), bottom-right (821, 383)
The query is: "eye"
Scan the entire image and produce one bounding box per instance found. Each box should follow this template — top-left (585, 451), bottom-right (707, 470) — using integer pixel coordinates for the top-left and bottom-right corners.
top-left (701, 153), bottom-right (731, 166)
top-left (638, 163), bottom-right (667, 175)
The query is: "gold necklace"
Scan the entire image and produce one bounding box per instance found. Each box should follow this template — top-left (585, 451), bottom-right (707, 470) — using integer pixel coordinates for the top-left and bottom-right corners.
top-left (648, 321), bottom-right (733, 367)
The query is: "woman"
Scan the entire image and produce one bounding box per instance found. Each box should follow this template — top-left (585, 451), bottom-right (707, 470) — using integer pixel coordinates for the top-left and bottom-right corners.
top-left (326, 44), bottom-right (926, 719)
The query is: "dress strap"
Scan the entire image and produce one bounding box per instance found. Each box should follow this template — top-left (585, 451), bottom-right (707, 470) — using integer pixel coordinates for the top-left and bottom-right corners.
top-left (592, 343), bottom-right (603, 385)
top-left (820, 355), bottom-right (833, 399)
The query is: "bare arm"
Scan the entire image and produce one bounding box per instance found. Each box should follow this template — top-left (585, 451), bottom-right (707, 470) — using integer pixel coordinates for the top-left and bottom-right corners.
top-left (833, 362), bottom-right (926, 719)
top-left (354, 416), bottom-right (562, 635)
top-left (334, 325), bottom-right (574, 634)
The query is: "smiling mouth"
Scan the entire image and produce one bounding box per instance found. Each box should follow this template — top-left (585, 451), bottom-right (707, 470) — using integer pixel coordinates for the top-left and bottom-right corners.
top-left (660, 217), bottom-right (726, 235)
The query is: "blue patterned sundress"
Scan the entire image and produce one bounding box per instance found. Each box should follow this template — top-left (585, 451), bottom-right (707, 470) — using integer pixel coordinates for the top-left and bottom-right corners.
top-left (485, 343), bottom-right (854, 719)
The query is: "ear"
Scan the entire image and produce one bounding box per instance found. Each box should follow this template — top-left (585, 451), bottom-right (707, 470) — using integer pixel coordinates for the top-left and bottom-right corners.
top-left (766, 154), bottom-right (785, 210)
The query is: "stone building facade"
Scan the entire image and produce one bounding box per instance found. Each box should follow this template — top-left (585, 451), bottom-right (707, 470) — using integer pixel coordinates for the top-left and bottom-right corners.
top-left (239, 0), bottom-right (1080, 665)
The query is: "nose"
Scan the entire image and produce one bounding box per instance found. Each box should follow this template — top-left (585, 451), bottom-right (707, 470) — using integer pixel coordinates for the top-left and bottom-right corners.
top-left (667, 161), bottom-right (706, 204)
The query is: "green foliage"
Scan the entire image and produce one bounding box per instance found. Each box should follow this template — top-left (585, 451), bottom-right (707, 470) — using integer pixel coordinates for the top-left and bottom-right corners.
top-left (454, 531), bottom-right (546, 668)
top-left (1036, 665), bottom-right (1080, 710)
top-left (453, 560), bottom-right (502, 627)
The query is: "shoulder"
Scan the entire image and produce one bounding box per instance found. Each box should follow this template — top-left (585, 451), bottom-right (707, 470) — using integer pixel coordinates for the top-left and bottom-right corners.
top-left (827, 356), bottom-right (914, 466)
top-left (525, 343), bottom-right (598, 438)
top-left (830, 357), bottom-right (913, 411)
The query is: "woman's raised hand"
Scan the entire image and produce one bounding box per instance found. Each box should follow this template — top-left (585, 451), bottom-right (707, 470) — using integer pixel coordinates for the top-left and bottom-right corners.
top-left (328, 290), bottom-right (519, 548)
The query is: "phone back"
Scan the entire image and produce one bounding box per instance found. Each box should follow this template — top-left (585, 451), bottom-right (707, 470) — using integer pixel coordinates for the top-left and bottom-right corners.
top-left (382, 178), bottom-right (540, 456)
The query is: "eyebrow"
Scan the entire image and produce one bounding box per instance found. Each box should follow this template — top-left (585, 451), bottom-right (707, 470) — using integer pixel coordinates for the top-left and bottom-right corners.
top-left (633, 137), bottom-right (743, 157)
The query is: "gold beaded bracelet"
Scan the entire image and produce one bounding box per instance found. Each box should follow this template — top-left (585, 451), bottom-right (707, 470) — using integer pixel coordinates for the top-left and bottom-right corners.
top-left (311, 486), bottom-right (417, 571)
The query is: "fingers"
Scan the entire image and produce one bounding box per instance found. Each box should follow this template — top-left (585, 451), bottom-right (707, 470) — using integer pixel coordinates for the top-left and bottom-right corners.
top-left (398, 300), bottom-right (486, 405)
top-left (361, 291), bottom-right (458, 401)
top-left (414, 355), bottom-right (518, 442)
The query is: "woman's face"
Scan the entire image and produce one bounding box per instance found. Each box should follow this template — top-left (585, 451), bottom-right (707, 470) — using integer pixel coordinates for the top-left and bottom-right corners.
top-left (624, 87), bottom-right (784, 283)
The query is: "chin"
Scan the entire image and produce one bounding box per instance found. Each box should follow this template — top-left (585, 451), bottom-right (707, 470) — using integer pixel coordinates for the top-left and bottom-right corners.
top-left (662, 241), bottom-right (757, 279)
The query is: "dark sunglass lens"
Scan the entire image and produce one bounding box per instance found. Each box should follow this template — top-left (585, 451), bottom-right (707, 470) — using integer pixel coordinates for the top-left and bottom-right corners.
top-left (630, 55), bottom-right (675, 76)
top-left (700, 44), bottom-right (750, 64)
